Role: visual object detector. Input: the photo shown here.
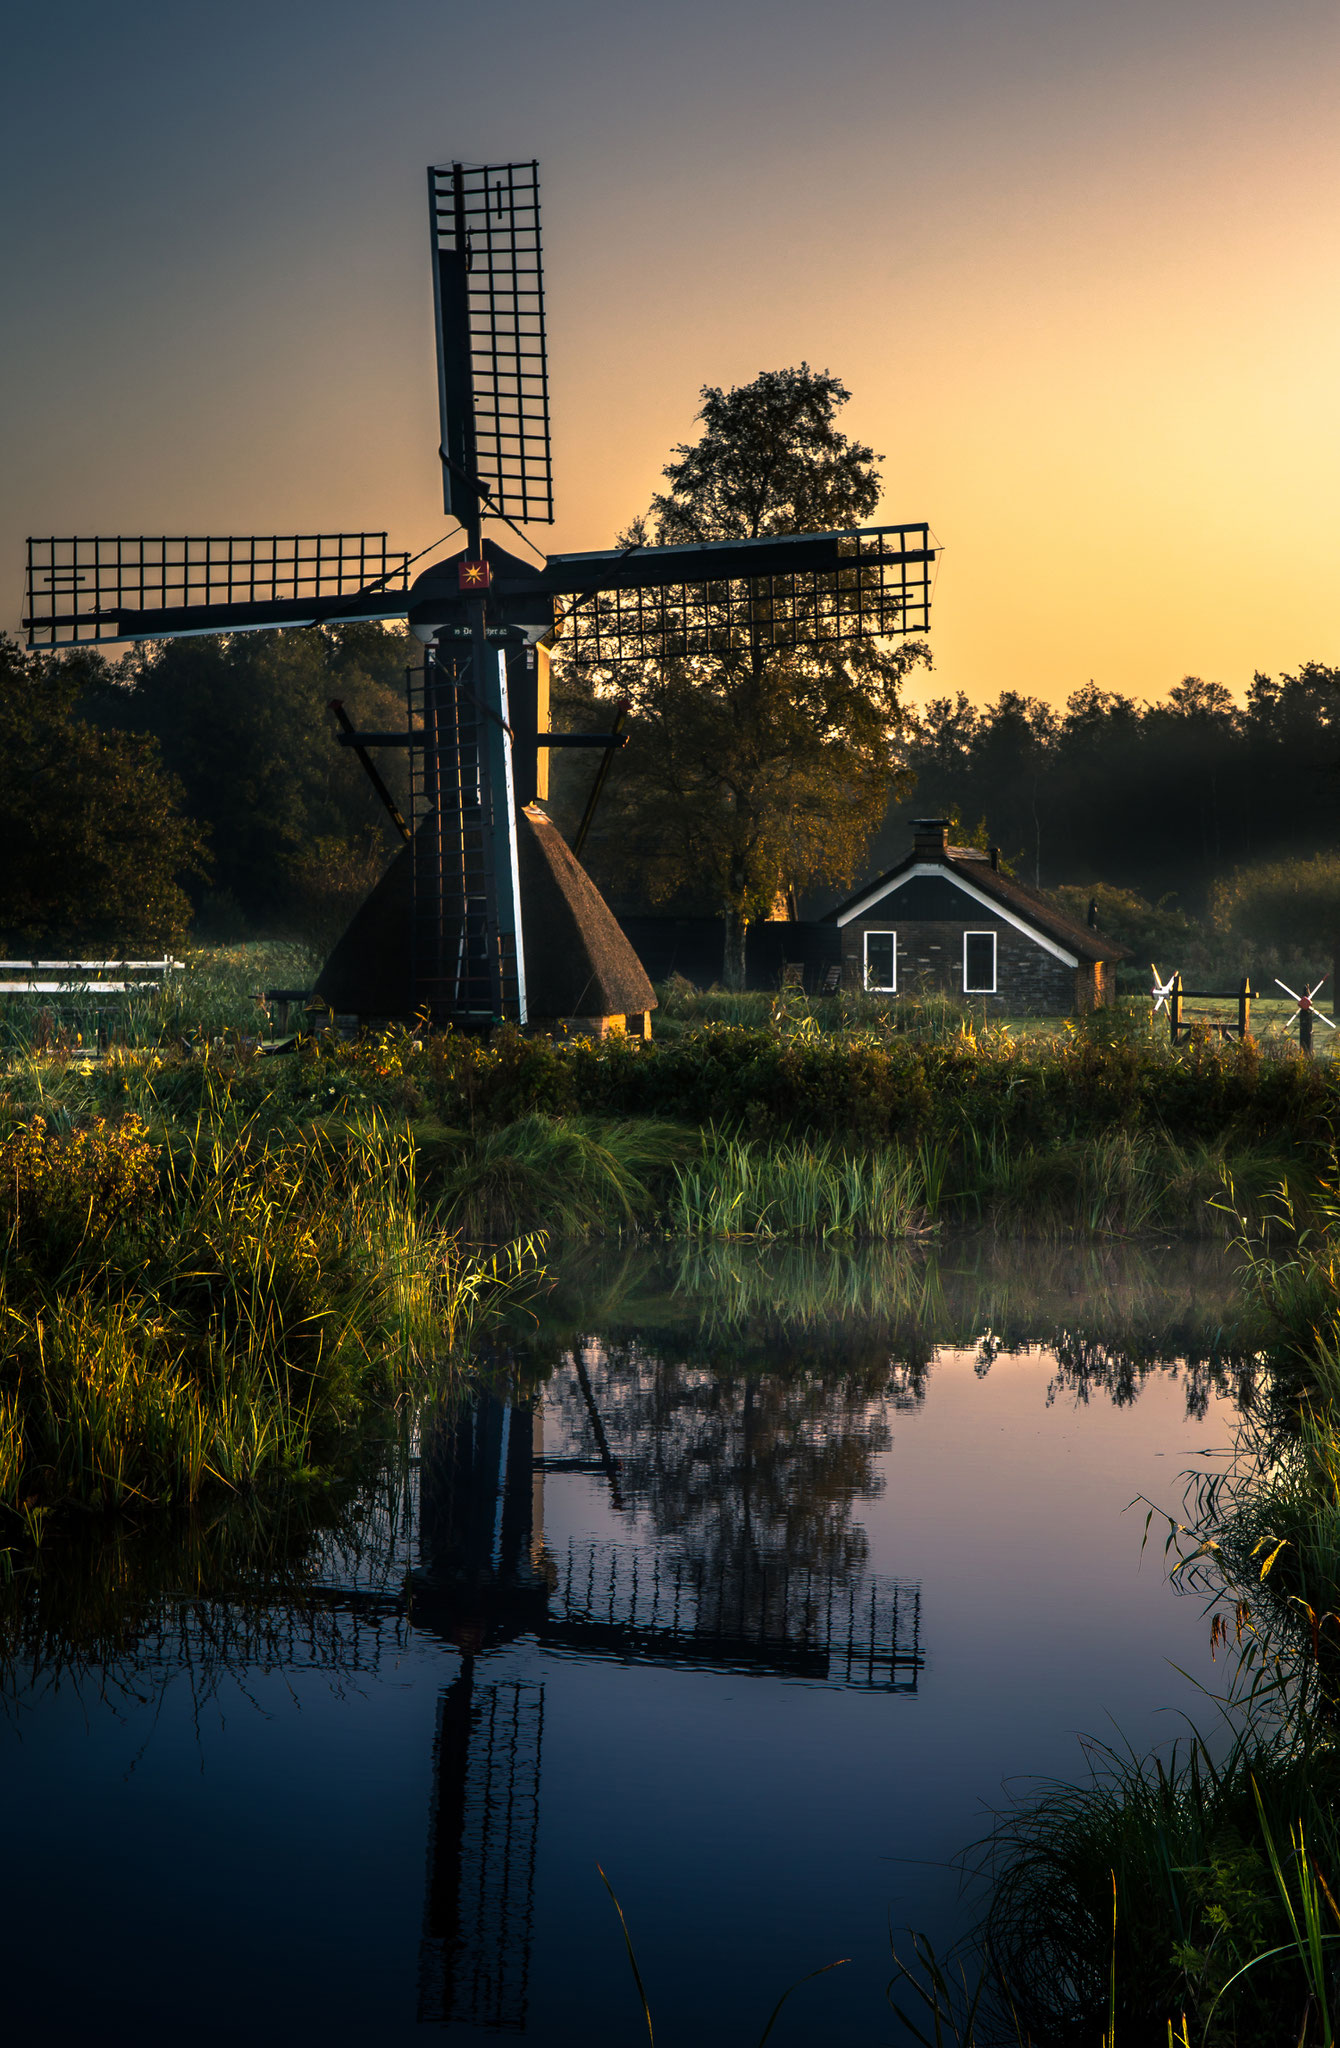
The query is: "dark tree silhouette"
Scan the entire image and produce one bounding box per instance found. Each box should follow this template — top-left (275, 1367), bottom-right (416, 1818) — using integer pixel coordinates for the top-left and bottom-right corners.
top-left (0, 635), bottom-right (206, 950)
top-left (559, 366), bottom-right (929, 986)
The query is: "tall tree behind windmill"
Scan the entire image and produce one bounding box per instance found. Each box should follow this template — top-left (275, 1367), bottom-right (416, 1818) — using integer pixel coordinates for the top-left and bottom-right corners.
top-left (572, 366), bottom-right (930, 988)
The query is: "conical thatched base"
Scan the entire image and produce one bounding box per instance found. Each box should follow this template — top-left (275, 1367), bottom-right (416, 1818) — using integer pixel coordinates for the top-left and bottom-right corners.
top-left (315, 807), bottom-right (656, 1033)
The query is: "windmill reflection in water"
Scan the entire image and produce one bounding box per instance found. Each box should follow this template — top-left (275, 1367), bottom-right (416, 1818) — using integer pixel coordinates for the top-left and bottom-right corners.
top-left (410, 1351), bottom-right (923, 2033)
top-left (7, 1349), bottom-right (923, 2036)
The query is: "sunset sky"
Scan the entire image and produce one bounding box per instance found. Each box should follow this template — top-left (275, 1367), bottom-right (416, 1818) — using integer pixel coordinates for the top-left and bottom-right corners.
top-left (3, 0), bottom-right (1337, 708)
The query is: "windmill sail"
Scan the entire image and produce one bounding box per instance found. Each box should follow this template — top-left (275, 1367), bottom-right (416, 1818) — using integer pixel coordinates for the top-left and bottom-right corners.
top-left (428, 160), bottom-right (553, 528)
top-left (23, 532), bottom-right (409, 648)
top-left (547, 524), bottom-right (934, 667)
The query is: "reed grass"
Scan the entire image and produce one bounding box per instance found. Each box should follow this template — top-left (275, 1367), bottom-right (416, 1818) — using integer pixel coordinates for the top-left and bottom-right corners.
top-left (982, 1729), bottom-right (1340, 2046)
top-left (417, 1119), bottom-right (1292, 1244)
top-left (0, 1100), bottom-right (539, 1528)
top-left (670, 1128), bottom-right (924, 1240)
top-left (422, 1114), bottom-right (695, 1241)
top-left (889, 1725), bottom-right (1340, 2047)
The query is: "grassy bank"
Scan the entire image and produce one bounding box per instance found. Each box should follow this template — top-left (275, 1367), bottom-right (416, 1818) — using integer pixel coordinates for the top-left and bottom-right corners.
top-left (0, 1025), bottom-right (1326, 1246)
top-left (0, 1099), bottom-right (534, 1533)
top-left (0, 1079), bottom-right (1308, 1250)
top-left (1, 968), bottom-right (1331, 1531)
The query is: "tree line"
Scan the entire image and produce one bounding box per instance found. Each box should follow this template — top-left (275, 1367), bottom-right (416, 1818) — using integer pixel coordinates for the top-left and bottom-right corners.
top-left (871, 668), bottom-right (1340, 914)
top-left (0, 623), bottom-right (412, 952)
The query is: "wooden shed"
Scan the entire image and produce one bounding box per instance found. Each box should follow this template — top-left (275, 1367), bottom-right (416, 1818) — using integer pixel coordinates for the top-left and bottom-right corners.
top-left (823, 819), bottom-right (1127, 1013)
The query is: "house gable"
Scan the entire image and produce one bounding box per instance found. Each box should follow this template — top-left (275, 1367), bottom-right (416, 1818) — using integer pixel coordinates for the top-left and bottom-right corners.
top-left (834, 862), bottom-right (1079, 968)
top-left (854, 872), bottom-right (986, 921)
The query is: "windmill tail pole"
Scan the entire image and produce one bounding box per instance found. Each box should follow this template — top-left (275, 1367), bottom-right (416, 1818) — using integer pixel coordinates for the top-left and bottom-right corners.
top-left (572, 699), bottom-right (629, 859)
top-left (328, 701), bottom-right (411, 844)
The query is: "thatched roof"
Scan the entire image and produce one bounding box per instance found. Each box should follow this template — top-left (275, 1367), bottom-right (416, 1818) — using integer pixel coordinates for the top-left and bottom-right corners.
top-left (315, 807), bottom-right (656, 1020)
top-left (518, 806), bottom-right (656, 1019)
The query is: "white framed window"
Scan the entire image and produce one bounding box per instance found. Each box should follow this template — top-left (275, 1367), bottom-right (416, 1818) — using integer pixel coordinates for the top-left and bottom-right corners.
top-left (963, 930), bottom-right (997, 993)
top-left (863, 930), bottom-right (896, 991)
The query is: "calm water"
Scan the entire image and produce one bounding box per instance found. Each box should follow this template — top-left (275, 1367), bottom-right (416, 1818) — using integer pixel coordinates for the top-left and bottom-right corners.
top-left (2, 1242), bottom-right (1253, 2045)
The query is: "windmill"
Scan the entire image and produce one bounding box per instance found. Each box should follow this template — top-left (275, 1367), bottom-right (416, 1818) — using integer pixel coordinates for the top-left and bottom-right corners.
top-left (1150, 964), bottom-right (1178, 1015)
top-left (1276, 975), bottom-right (1334, 1054)
top-left (22, 160), bottom-right (937, 1029)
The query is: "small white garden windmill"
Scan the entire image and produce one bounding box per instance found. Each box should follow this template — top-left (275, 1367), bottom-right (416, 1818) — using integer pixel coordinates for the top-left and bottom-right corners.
top-left (1275, 976), bottom-right (1334, 1054)
top-left (1150, 965), bottom-right (1178, 1015)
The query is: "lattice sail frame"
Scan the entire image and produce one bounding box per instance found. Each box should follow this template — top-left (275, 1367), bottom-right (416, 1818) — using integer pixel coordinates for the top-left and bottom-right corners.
top-left (429, 160), bottom-right (553, 525)
top-left (553, 524), bottom-right (932, 669)
top-left (23, 533), bottom-right (410, 647)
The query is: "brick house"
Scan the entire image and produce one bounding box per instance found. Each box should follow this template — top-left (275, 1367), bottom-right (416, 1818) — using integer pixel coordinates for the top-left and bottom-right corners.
top-left (823, 819), bottom-right (1126, 1013)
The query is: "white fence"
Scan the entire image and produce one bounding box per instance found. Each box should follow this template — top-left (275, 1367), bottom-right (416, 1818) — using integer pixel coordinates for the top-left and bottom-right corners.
top-left (0, 959), bottom-right (184, 994)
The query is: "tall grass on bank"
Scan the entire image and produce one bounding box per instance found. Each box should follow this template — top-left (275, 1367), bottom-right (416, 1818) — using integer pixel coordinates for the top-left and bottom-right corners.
top-left (423, 1114), bottom-right (695, 1241)
top-left (2, 985), bottom-right (1335, 1240)
top-left (420, 1118), bottom-right (1299, 1243)
top-left (0, 1104), bottom-right (537, 1527)
top-left (11, 988), bottom-right (1339, 1160)
top-left (890, 1711), bottom-right (1340, 2046)
top-left (671, 1129), bottom-right (924, 1240)
top-left (2, 1056), bottom-right (1300, 1248)
top-left (976, 1724), bottom-right (1340, 2046)
top-left (1156, 1175), bottom-right (1340, 1706)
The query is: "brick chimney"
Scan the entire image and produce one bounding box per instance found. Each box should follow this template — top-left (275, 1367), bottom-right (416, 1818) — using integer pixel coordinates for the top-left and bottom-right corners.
top-left (912, 818), bottom-right (949, 855)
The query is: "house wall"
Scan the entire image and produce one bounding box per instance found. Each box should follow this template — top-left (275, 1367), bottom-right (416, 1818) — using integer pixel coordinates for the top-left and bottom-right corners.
top-left (618, 909), bottom-right (1106, 1011)
top-left (840, 914), bottom-right (1078, 1014)
top-left (1075, 961), bottom-right (1109, 1014)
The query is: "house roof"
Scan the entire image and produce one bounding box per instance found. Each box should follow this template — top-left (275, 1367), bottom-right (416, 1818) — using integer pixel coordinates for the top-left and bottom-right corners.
top-left (823, 844), bottom-right (1130, 965)
top-left (518, 807), bottom-right (657, 1018)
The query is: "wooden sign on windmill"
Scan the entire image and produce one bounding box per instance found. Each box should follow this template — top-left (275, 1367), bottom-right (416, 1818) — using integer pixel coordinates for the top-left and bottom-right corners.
top-left (23, 159), bottom-right (937, 1035)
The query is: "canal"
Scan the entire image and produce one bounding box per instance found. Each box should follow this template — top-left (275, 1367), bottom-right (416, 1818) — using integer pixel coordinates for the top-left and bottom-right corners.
top-left (1, 1240), bottom-right (1251, 2044)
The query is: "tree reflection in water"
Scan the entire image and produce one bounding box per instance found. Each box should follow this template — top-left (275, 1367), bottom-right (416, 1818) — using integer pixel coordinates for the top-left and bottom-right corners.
top-left (544, 1340), bottom-right (893, 1581)
top-left (0, 1237), bottom-right (1253, 1712)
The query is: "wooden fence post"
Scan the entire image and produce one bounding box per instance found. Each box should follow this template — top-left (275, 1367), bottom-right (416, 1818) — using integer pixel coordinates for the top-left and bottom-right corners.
top-left (1239, 974), bottom-right (1252, 1040)
top-left (1170, 973), bottom-right (1183, 1044)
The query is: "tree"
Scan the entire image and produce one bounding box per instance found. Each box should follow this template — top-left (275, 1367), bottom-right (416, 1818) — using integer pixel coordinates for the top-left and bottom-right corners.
top-left (102, 623), bottom-right (412, 937)
top-left (1213, 853), bottom-right (1340, 1017)
top-left (1047, 882), bottom-right (1195, 969)
top-left (566, 366), bottom-right (929, 987)
top-left (0, 636), bottom-right (207, 950)
top-left (543, 1336), bottom-right (895, 1582)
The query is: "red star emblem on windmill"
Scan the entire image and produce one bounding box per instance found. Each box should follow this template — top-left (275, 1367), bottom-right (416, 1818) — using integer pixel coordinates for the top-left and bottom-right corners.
top-left (457, 557), bottom-right (491, 591)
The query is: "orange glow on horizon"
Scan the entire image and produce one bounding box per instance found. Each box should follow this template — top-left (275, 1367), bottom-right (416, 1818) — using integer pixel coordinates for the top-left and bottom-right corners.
top-left (4, 0), bottom-right (1337, 709)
